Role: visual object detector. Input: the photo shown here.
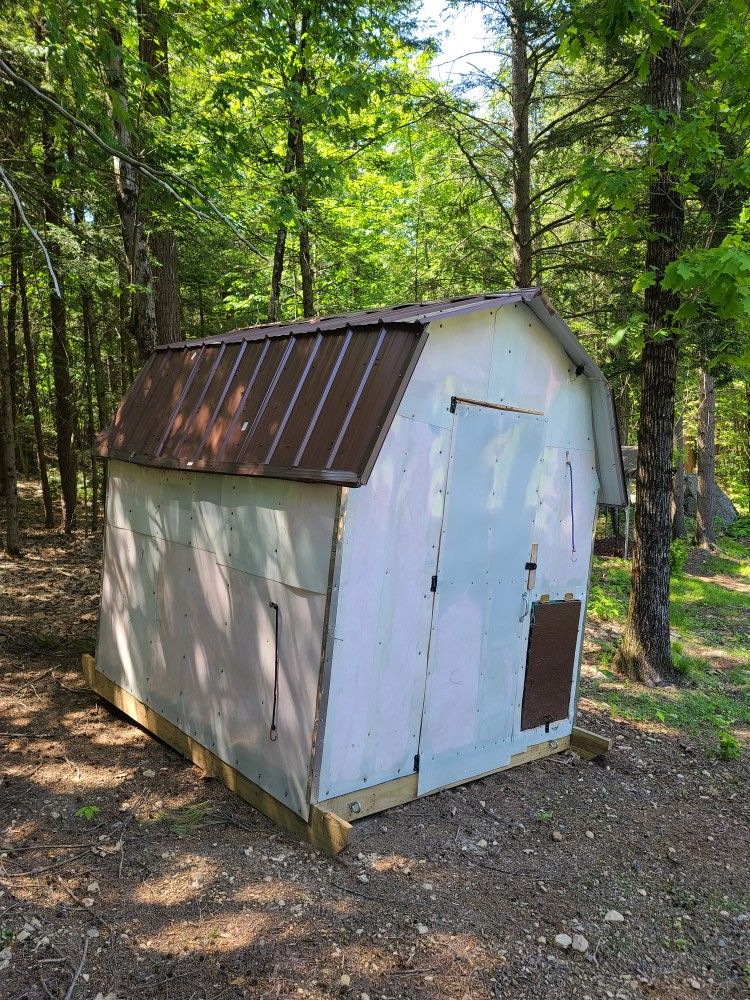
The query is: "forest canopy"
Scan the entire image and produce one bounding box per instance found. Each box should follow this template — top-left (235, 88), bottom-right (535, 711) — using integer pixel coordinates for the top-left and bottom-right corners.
top-left (1, 0), bottom-right (750, 680)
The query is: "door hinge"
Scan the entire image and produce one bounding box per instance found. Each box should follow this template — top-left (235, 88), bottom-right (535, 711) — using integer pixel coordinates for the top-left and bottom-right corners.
top-left (430, 575), bottom-right (438, 592)
top-left (413, 753), bottom-right (420, 772)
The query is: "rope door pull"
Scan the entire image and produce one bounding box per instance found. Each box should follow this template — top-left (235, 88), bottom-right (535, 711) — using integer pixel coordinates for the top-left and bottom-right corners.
top-left (269, 600), bottom-right (280, 741)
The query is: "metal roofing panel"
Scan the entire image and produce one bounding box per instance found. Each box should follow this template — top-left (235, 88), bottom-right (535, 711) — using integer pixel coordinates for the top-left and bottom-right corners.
top-left (94, 287), bottom-right (626, 499)
top-left (94, 321), bottom-right (429, 486)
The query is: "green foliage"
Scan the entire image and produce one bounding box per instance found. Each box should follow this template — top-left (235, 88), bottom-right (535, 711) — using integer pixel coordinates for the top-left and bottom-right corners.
top-left (670, 538), bottom-right (690, 575)
top-left (75, 804), bottom-right (100, 821)
top-left (717, 730), bottom-right (742, 761)
top-left (727, 514), bottom-right (750, 539)
top-left (586, 537), bottom-right (750, 754)
top-left (536, 809), bottom-right (554, 824)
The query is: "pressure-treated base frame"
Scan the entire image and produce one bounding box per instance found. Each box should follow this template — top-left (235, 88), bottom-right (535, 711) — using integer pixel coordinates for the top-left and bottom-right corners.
top-left (81, 656), bottom-right (351, 854)
top-left (82, 655), bottom-right (610, 855)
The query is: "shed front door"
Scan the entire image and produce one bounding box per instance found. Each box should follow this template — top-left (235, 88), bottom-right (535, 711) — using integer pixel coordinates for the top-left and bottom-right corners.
top-left (417, 400), bottom-right (545, 795)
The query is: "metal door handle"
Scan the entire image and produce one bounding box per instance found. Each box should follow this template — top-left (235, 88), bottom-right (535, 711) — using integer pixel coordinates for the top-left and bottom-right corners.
top-left (519, 592), bottom-right (530, 622)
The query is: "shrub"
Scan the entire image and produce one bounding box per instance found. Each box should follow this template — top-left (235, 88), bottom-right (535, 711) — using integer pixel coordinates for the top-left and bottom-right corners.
top-left (727, 514), bottom-right (750, 539)
top-left (669, 538), bottom-right (689, 575)
top-left (717, 731), bottom-right (742, 761)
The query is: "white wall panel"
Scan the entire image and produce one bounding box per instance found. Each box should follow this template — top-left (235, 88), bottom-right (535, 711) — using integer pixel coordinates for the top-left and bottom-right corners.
top-left (215, 477), bottom-right (334, 595)
top-left (319, 303), bottom-right (602, 798)
top-left (97, 467), bottom-right (335, 818)
top-left (533, 447), bottom-right (599, 600)
top-left (398, 311), bottom-right (494, 429)
top-left (316, 414), bottom-right (451, 800)
top-left (97, 520), bottom-right (164, 703)
top-left (106, 460), bottom-right (334, 594)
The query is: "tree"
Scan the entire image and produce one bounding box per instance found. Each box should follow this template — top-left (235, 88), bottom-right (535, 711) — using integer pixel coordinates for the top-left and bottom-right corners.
top-left (138, 0), bottom-right (182, 343)
top-left (695, 367), bottom-right (717, 547)
top-left (0, 287), bottom-right (21, 554)
top-left (613, 0), bottom-right (685, 685)
top-left (101, 24), bottom-right (159, 359)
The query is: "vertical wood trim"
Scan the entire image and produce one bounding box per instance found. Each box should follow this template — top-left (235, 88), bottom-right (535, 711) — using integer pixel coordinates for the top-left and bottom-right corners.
top-left (307, 486), bottom-right (348, 803)
top-left (526, 542), bottom-right (538, 590)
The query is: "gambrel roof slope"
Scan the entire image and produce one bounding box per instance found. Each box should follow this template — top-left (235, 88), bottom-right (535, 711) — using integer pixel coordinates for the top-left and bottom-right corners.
top-left (93, 288), bottom-right (627, 504)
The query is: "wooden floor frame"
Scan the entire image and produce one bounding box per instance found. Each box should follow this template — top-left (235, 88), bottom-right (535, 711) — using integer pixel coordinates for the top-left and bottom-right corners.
top-left (82, 655), bottom-right (610, 854)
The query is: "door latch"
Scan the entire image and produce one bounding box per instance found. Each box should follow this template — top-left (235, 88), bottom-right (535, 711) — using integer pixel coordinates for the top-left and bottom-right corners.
top-left (519, 592), bottom-right (531, 622)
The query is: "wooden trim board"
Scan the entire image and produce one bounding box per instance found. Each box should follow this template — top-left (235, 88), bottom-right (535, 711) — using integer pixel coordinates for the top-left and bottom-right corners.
top-left (81, 655), bottom-right (351, 855)
top-left (570, 726), bottom-right (611, 759)
top-left (319, 734), bottom-right (572, 822)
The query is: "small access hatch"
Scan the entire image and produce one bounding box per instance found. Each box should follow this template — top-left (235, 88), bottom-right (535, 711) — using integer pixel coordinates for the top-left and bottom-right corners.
top-left (521, 600), bottom-right (582, 731)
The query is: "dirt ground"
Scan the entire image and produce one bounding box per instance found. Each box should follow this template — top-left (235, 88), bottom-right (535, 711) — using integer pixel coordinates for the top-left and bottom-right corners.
top-left (1, 487), bottom-right (749, 1000)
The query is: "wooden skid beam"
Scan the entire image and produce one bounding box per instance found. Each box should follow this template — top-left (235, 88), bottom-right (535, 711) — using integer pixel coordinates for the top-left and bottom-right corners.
top-left (320, 734), bottom-right (571, 822)
top-left (570, 725), bottom-right (611, 760)
top-left (81, 655), bottom-right (350, 855)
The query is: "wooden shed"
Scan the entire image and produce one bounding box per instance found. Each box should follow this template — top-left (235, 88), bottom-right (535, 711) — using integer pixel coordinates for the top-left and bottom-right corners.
top-left (85, 289), bottom-right (626, 853)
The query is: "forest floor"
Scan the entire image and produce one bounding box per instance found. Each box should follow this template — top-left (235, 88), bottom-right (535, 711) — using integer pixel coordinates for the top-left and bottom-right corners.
top-left (1, 482), bottom-right (749, 1000)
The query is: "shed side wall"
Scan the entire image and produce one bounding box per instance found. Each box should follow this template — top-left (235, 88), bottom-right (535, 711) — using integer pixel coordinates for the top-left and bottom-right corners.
top-left (316, 305), bottom-right (599, 802)
top-left (97, 461), bottom-right (336, 819)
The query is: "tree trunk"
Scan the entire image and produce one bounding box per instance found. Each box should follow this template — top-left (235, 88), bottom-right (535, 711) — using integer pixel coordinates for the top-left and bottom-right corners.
top-left (82, 295), bottom-right (100, 532)
top-left (138, 0), bottom-right (182, 344)
top-left (13, 210), bottom-right (54, 527)
top-left (295, 125), bottom-right (314, 318)
top-left (695, 367), bottom-right (717, 548)
top-left (270, 11), bottom-right (314, 320)
top-left (614, 0), bottom-right (685, 686)
top-left (6, 238), bottom-right (19, 420)
top-left (267, 137), bottom-right (296, 322)
top-left (150, 231), bottom-right (181, 343)
top-left (103, 26), bottom-right (157, 360)
top-left (41, 127), bottom-right (77, 533)
top-left (510, 0), bottom-right (532, 288)
top-left (6, 216), bottom-right (27, 476)
top-left (672, 410), bottom-right (685, 539)
top-left (0, 290), bottom-right (21, 554)
top-left (81, 291), bottom-right (109, 428)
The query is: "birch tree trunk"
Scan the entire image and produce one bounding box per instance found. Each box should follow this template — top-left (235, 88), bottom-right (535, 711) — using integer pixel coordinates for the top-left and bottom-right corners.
top-left (103, 26), bottom-right (158, 360)
top-left (82, 296), bottom-right (100, 532)
top-left (614, 0), bottom-right (685, 686)
top-left (138, 0), bottom-right (182, 344)
top-left (695, 367), bottom-right (717, 548)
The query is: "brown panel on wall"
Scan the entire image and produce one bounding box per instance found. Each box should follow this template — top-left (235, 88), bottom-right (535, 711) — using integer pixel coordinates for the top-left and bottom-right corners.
top-left (521, 600), bottom-right (582, 731)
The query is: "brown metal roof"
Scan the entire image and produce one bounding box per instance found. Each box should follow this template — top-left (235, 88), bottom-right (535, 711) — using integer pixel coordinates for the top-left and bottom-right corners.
top-left (94, 289), bottom-right (574, 487)
top-left (152, 289), bottom-right (542, 351)
top-left (93, 319), bottom-right (430, 486)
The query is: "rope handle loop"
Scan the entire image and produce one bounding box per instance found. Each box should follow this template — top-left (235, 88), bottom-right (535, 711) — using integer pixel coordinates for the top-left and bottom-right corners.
top-left (269, 601), bottom-right (280, 742)
top-left (566, 451), bottom-right (577, 562)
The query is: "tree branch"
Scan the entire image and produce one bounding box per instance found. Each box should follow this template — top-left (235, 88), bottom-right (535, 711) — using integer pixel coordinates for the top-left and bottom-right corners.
top-left (0, 55), bottom-right (268, 261)
top-left (0, 164), bottom-right (61, 297)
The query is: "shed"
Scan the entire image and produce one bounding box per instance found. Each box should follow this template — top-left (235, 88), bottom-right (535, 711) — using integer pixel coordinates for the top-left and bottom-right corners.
top-left (85, 288), bottom-right (626, 853)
